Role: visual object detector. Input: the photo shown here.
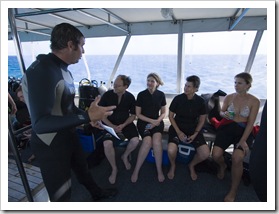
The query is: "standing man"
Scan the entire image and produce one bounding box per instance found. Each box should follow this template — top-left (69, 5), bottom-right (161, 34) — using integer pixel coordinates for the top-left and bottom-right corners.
top-left (99, 75), bottom-right (139, 184)
top-left (22, 23), bottom-right (117, 201)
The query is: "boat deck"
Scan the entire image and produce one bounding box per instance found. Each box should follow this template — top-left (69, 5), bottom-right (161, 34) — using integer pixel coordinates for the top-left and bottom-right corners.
top-left (8, 158), bottom-right (48, 202)
top-left (8, 134), bottom-right (258, 203)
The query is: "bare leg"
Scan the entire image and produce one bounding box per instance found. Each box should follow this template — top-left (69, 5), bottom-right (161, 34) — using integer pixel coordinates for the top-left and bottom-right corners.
top-left (224, 149), bottom-right (245, 202)
top-left (167, 142), bottom-right (178, 180)
top-left (188, 144), bottom-right (210, 181)
top-left (212, 146), bottom-right (227, 179)
top-left (131, 137), bottom-right (152, 183)
top-left (152, 133), bottom-right (165, 182)
top-left (121, 137), bottom-right (139, 170)
top-left (103, 140), bottom-right (117, 184)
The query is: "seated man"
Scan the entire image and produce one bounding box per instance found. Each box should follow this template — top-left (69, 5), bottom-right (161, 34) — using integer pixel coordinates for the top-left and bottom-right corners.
top-left (99, 75), bottom-right (139, 184)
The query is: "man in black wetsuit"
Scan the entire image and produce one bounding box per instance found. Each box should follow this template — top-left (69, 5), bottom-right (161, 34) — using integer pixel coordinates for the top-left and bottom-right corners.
top-left (99, 75), bottom-right (139, 184)
top-left (22, 23), bottom-right (117, 202)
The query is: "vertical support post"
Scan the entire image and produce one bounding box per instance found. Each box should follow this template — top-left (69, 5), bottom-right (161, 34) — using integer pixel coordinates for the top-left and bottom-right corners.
top-left (244, 30), bottom-right (264, 73)
top-left (107, 34), bottom-right (131, 87)
top-left (8, 8), bottom-right (34, 202)
top-left (8, 8), bottom-right (26, 74)
top-left (177, 20), bottom-right (185, 93)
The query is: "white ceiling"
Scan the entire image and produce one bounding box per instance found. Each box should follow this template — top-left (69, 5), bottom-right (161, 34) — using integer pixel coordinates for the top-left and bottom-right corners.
top-left (8, 8), bottom-right (267, 42)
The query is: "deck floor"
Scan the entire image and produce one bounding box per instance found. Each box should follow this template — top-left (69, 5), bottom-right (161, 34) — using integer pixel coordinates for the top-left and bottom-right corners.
top-left (8, 158), bottom-right (47, 202)
top-left (8, 139), bottom-right (258, 203)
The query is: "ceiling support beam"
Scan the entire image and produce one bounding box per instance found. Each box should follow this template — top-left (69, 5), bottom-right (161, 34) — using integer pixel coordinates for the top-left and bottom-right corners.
top-left (229, 8), bottom-right (250, 31)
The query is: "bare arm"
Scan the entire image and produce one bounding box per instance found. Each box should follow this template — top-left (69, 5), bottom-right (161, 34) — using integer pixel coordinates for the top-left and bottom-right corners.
top-left (8, 93), bottom-right (17, 115)
top-left (136, 106), bottom-right (151, 123)
top-left (220, 94), bottom-right (233, 120)
top-left (169, 110), bottom-right (186, 142)
top-left (135, 105), bottom-right (166, 128)
top-left (238, 97), bottom-right (260, 154)
top-left (187, 114), bottom-right (206, 143)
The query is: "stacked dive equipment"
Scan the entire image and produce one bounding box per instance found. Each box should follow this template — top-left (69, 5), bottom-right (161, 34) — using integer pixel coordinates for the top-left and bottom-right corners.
top-left (78, 78), bottom-right (100, 111)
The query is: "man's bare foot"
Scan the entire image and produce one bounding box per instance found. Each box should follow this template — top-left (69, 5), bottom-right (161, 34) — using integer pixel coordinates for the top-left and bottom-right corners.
top-left (108, 169), bottom-right (118, 184)
top-left (188, 163), bottom-right (197, 181)
top-left (131, 172), bottom-right (138, 183)
top-left (167, 165), bottom-right (176, 180)
top-left (224, 191), bottom-right (236, 202)
top-left (158, 173), bottom-right (165, 182)
top-left (121, 155), bottom-right (131, 170)
top-left (217, 163), bottom-right (227, 179)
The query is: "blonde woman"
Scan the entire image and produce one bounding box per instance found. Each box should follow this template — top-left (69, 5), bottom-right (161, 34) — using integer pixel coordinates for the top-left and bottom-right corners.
top-left (131, 73), bottom-right (166, 183)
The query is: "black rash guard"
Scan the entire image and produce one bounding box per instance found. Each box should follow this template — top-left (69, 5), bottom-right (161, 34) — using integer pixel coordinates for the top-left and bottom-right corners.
top-left (22, 53), bottom-right (90, 145)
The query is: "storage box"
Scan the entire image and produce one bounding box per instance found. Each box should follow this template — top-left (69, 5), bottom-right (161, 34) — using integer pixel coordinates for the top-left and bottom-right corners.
top-left (76, 129), bottom-right (95, 153)
top-left (176, 143), bottom-right (196, 164)
top-left (146, 149), bottom-right (169, 166)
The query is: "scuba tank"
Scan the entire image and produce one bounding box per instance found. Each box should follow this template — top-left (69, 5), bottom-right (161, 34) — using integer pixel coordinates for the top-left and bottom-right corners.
top-left (108, 81), bottom-right (114, 90)
top-left (78, 78), bottom-right (99, 111)
top-left (98, 81), bottom-right (108, 96)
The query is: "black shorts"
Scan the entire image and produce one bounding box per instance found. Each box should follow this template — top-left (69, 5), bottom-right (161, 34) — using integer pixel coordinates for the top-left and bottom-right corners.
top-left (103, 122), bottom-right (138, 145)
top-left (137, 120), bottom-right (164, 139)
top-left (214, 122), bottom-right (254, 150)
top-left (168, 125), bottom-right (206, 149)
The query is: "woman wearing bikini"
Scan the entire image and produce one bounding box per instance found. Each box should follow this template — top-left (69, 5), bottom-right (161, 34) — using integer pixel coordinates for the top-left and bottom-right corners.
top-left (212, 72), bottom-right (260, 202)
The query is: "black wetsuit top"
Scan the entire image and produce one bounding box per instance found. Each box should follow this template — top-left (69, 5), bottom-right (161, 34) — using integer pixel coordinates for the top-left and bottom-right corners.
top-left (22, 53), bottom-right (90, 145)
top-left (99, 90), bottom-right (136, 125)
top-left (136, 89), bottom-right (166, 120)
top-left (169, 93), bottom-right (206, 130)
top-left (136, 89), bottom-right (166, 135)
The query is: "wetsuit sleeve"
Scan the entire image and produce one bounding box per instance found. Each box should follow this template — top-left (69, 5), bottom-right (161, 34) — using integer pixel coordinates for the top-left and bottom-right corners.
top-left (23, 59), bottom-right (90, 134)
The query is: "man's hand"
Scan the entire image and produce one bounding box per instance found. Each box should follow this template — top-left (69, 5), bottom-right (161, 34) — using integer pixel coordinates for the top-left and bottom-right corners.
top-left (87, 96), bottom-right (116, 122)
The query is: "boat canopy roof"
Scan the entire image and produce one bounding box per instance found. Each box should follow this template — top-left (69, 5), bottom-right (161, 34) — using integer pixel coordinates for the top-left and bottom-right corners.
top-left (8, 8), bottom-right (267, 42)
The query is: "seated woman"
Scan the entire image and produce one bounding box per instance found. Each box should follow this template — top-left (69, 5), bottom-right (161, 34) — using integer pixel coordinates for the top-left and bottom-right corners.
top-left (131, 73), bottom-right (166, 183)
top-left (167, 75), bottom-right (210, 181)
top-left (212, 72), bottom-right (260, 202)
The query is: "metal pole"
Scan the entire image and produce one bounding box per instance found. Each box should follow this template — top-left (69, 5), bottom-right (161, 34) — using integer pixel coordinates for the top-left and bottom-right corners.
top-left (244, 30), bottom-right (264, 73)
top-left (229, 8), bottom-right (250, 31)
top-left (177, 20), bottom-right (185, 93)
top-left (8, 8), bottom-right (34, 202)
top-left (8, 118), bottom-right (34, 202)
top-left (108, 34), bottom-right (131, 86)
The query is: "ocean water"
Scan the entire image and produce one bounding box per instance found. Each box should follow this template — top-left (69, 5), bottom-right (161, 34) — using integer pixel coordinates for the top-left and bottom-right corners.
top-left (8, 54), bottom-right (267, 99)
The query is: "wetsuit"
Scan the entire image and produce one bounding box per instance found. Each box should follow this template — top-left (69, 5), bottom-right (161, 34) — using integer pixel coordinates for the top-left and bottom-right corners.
top-left (249, 101), bottom-right (267, 202)
top-left (168, 93), bottom-right (207, 148)
top-left (99, 90), bottom-right (138, 143)
top-left (136, 89), bottom-right (166, 138)
top-left (22, 53), bottom-right (102, 201)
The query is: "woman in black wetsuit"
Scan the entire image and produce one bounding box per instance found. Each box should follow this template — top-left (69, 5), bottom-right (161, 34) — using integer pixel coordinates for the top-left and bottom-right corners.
top-left (131, 73), bottom-right (166, 183)
top-left (22, 23), bottom-right (117, 202)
